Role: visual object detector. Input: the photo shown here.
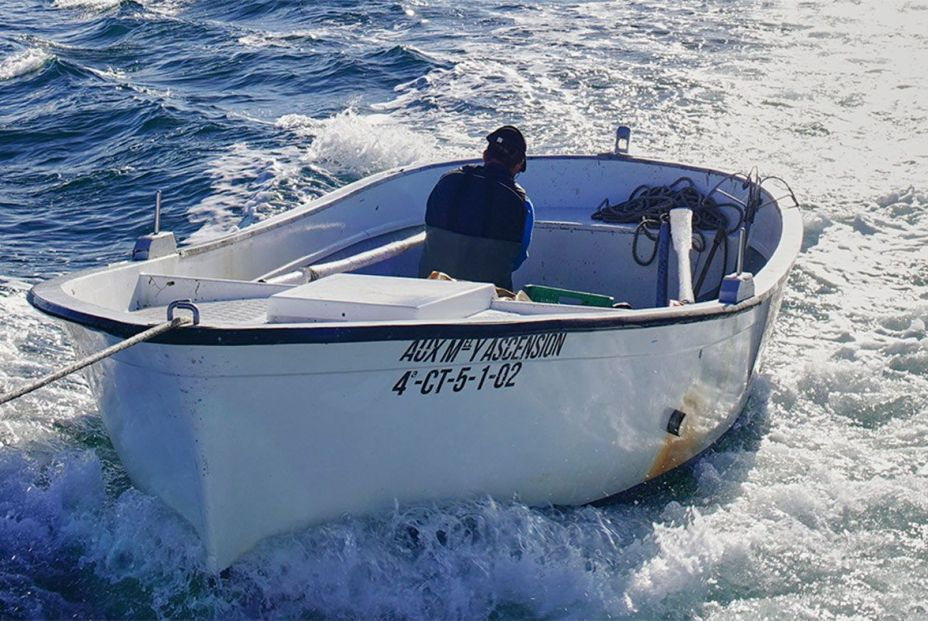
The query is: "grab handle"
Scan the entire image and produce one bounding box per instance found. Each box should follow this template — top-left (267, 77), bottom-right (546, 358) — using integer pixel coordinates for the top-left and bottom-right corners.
top-left (167, 299), bottom-right (201, 326)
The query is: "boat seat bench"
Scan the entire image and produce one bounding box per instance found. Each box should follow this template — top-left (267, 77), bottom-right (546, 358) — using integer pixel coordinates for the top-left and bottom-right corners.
top-left (132, 273), bottom-right (293, 310)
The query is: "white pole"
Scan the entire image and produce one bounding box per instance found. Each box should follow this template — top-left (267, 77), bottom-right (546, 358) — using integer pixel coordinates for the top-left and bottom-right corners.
top-left (736, 227), bottom-right (746, 275)
top-left (669, 208), bottom-right (694, 304)
top-left (266, 232), bottom-right (426, 285)
top-left (154, 190), bottom-right (162, 235)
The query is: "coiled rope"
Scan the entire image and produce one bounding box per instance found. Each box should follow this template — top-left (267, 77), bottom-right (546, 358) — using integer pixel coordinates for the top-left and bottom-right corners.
top-left (591, 176), bottom-right (746, 300)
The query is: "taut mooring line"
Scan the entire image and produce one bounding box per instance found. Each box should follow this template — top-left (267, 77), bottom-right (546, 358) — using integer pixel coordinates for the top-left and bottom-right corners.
top-left (0, 317), bottom-right (190, 407)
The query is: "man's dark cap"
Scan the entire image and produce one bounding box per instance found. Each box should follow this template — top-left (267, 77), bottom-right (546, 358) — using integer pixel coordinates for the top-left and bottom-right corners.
top-left (486, 125), bottom-right (527, 171)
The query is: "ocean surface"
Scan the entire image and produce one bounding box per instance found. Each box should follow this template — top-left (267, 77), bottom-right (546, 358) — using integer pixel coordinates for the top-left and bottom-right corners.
top-left (1, 0), bottom-right (927, 618)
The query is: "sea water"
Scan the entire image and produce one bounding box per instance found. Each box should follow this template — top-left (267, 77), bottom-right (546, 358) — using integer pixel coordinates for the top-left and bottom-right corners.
top-left (1, 0), bottom-right (926, 618)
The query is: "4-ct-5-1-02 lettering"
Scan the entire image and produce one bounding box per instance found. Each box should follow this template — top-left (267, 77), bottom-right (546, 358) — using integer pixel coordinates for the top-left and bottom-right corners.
top-left (392, 363), bottom-right (522, 396)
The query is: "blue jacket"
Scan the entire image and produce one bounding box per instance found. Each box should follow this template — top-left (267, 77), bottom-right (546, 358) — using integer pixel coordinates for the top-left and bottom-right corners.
top-left (418, 163), bottom-right (534, 289)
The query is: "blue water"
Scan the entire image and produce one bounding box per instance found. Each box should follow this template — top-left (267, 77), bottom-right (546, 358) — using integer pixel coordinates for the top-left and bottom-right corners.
top-left (2, 0), bottom-right (927, 618)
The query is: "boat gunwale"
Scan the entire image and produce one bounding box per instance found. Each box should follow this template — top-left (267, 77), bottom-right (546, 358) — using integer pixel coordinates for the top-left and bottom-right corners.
top-left (27, 284), bottom-right (779, 346)
top-left (28, 153), bottom-right (802, 346)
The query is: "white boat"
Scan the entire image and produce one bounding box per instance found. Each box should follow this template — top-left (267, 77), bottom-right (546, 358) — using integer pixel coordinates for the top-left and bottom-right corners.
top-left (28, 138), bottom-right (802, 570)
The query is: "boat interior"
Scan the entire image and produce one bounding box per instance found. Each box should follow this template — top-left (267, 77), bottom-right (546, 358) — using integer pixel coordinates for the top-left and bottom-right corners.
top-left (52, 156), bottom-right (792, 328)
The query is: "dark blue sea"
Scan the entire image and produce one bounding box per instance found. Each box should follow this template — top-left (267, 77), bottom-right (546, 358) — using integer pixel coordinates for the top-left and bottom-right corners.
top-left (1, 0), bottom-right (927, 618)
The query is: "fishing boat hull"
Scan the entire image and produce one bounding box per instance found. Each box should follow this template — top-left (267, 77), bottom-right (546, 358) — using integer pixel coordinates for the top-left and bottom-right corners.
top-left (65, 287), bottom-right (781, 569)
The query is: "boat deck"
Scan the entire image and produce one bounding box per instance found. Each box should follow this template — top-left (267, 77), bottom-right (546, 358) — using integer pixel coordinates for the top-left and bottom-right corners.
top-left (131, 298), bottom-right (271, 325)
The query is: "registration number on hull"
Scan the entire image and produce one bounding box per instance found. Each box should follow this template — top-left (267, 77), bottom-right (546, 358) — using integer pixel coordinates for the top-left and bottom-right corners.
top-left (392, 363), bottom-right (522, 396)
top-left (390, 332), bottom-right (567, 397)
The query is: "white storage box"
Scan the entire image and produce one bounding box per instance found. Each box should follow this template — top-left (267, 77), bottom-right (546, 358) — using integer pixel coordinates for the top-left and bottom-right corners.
top-left (266, 274), bottom-right (496, 323)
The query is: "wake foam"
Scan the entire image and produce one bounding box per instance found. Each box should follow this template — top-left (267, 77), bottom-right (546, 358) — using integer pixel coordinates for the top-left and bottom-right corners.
top-left (185, 111), bottom-right (440, 244)
top-left (184, 143), bottom-right (309, 245)
top-left (223, 499), bottom-right (646, 619)
top-left (277, 109), bottom-right (440, 176)
top-left (237, 30), bottom-right (319, 49)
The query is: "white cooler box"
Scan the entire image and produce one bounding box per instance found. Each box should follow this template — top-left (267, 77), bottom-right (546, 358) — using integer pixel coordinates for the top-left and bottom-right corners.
top-left (266, 273), bottom-right (496, 323)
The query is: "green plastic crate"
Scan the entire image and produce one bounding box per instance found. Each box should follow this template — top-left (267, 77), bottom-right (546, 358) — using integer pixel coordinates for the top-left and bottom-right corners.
top-left (522, 284), bottom-right (615, 308)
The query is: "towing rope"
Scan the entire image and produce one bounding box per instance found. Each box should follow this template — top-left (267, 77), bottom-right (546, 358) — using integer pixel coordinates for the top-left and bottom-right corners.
top-left (0, 317), bottom-right (190, 407)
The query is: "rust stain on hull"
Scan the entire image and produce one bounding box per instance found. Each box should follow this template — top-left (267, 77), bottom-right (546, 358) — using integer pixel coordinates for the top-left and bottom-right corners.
top-left (646, 431), bottom-right (701, 480)
top-left (645, 391), bottom-right (713, 480)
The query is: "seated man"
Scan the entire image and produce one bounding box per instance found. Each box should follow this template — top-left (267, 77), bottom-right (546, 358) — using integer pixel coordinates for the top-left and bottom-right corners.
top-left (417, 125), bottom-right (534, 291)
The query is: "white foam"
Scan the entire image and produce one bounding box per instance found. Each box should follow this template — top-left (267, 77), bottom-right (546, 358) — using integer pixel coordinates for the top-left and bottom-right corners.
top-left (624, 509), bottom-right (738, 615)
top-left (0, 49), bottom-right (51, 81)
top-left (277, 109), bottom-right (441, 175)
top-left (876, 186), bottom-right (918, 208)
top-left (52, 0), bottom-right (120, 10)
top-left (184, 143), bottom-right (308, 245)
top-left (51, 0), bottom-right (186, 15)
top-left (186, 111), bottom-right (440, 253)
top-left (0, 281), bottom-right (98, 473)
top-left (182, 109), bottom-right (462, 246)
top-left (83, 63), bottom-right (173, 101)
top-left (136, 0), bottom-right (191, 16)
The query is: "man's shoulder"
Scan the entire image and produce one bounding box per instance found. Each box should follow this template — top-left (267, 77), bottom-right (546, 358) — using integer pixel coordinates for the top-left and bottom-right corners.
top-left (428, 166), bottom-right (472, 208)
top-left (433, 165), bottom-right (476, 190)
top-left (480, 165), bottom-right (528, 202)
top-left (433, 164), bottom-right (528, 202)
top-left (439, 164), bottom-right (479, 179)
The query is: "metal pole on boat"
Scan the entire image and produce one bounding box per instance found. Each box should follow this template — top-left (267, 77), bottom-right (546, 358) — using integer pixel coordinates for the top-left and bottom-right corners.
top-left (736, 226), bottom-right (746, 275)
top-left (154, 190), bottom-right (162, 235)
top-left (655, 217), bottom-right (671, 307)
top-left (132, 191), bottom-right (176, 261)
top-left (0, 317), bottom-right (191, 407)
top-left (263, 231), bottom-right (427, 285)
top-left (719, 226), bottom-right (755, 304)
